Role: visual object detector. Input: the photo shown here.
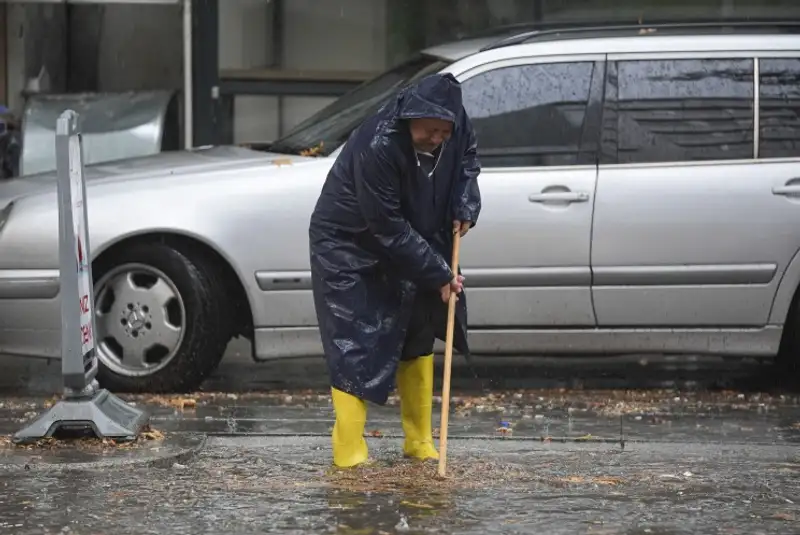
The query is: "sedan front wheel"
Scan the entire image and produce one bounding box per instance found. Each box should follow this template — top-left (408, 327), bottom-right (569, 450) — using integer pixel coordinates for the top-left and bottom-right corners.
top-left (92, 241), bottom-right (230, 393)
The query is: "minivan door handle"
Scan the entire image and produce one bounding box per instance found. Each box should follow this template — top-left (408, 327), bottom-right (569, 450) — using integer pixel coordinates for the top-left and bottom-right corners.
top-left (528, 191), bottom-right (590, 203)
top-left (772, 184), bottom-right (800, 196)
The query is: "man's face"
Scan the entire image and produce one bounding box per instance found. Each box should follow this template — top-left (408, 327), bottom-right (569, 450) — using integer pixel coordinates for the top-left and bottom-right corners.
top-left (409, 118), bottom-right (453, 153)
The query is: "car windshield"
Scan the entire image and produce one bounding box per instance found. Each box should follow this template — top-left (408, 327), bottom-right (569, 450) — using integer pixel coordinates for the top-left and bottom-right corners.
top-left (268, 55), bottom-right (451, 157)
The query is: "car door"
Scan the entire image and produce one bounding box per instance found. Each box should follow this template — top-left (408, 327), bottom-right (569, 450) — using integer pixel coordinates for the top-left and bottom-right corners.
top-left (756, 55), bottom-right (800, 325)
top-left (591, 52), bottom-right (800, 327)
top-left (451, 55), bottom-right (604, 328)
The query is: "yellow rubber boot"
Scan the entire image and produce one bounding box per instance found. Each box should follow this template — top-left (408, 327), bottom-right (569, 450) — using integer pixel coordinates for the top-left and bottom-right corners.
top-left (331, 387), bottom-right (369, 468)
top-left (397, 354), bottom-right (439, 461)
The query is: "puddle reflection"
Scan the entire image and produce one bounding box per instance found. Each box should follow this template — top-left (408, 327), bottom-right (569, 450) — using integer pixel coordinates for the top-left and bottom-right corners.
top-left (325, 487), bottom-right (455, 534)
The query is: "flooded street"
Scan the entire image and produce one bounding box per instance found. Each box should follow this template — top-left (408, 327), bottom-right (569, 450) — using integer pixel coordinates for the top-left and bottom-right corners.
top-left (2, 437), bottom-right (799, 534)
top-left (0, 351), bottom-right (799, 534)
top-left (5, 2), bottom-right (800, 534)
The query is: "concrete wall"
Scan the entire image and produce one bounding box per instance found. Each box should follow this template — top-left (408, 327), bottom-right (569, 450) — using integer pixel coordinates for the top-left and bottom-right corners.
top-left (4, 0), bottom-right (388, 146)
top-left (219, 0), bottom-right (388, 144)
top-left (9, 0), bottom-right (800, 146)
top-left (66, 5), bottom-right (104, 93)
top-left (218, 0), bottom-right (279, 143)
top-left (6, 2), bottom-right (181, 109)
top-left (281, 0), bottom-right (386, 133)
top-left (95, 3), bottom-right (183, 93)
top-left (5, 3), bottom-right (67, 114)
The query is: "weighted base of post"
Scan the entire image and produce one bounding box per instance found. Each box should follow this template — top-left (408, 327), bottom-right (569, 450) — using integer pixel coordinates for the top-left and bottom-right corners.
top-left (11, 389), bottom-right (149, 444)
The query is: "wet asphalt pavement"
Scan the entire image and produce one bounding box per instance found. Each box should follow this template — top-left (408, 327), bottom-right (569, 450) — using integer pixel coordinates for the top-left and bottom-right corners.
top-left (1, 343), bottom-right (799, 534)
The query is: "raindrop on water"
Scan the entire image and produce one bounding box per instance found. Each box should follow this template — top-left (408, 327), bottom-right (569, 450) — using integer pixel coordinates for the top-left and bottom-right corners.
top-left (395, 516), bottom-right (410, 531)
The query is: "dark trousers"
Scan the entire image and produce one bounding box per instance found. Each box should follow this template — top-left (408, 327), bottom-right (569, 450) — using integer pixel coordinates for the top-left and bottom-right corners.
top-left (400, 291), bottom-right (438, 361)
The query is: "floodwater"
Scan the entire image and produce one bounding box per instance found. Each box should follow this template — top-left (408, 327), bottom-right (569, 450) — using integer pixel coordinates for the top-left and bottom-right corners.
top-left (1, 354), bottom-right (799, 533)
top-left (1, 435), bottom-right (798, 534)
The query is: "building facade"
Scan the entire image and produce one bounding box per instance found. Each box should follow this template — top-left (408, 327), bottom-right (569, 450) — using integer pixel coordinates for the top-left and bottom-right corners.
top-left (3, 0), bottom-right (799, 151)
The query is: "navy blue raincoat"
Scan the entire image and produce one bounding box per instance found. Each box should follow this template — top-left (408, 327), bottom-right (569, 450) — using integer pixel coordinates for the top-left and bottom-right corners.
top-left (308, 73), bottom-right (481, 405)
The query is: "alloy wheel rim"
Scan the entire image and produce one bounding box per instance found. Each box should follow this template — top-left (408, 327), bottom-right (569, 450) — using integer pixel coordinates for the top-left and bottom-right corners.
top-left (93, 263), bottom-right (187, 377)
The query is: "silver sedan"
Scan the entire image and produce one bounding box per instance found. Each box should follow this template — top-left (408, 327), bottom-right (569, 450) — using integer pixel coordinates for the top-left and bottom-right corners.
top-left (1, 29), bottom-right (799, 392)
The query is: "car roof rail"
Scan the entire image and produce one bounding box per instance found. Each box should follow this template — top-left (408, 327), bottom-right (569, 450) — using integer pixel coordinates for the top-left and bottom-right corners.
top-left (479, 19), bottom-right (800, 52)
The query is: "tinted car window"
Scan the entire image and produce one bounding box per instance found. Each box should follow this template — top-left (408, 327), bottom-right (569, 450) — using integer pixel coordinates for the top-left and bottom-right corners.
top-left (602, 59), bottom-right (754, 164)
top-left (759, 58), bottom-right (800, 159)
top-left (460, 62), bottom-right (595, 167)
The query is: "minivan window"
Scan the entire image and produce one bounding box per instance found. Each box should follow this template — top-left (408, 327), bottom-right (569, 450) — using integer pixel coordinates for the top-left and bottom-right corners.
top-left (602, 58), bottom-right (755, 164)
top-left (460, 62), bottom-right (596, 168)
top-left (758, 58), bottom-right (800, 159)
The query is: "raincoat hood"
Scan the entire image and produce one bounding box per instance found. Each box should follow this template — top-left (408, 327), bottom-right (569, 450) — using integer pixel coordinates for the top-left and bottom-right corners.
top-left (396, 73), bottom-right (463, 123)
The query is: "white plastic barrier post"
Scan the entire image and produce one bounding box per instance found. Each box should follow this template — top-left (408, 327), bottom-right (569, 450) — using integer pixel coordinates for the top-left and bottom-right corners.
top-left (13, 110), bottom-right (149, 444)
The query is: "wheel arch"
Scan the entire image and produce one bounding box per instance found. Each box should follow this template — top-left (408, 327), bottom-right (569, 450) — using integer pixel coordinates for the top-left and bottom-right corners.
top-left (768, 245), bottom-right (800, 326)
top-left (91, 229), bottom-right (255, 342)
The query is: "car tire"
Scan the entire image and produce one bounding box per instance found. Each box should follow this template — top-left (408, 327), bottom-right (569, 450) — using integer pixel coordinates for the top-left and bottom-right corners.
top-left (91, 241), bottom-right (230, 393)
top-left (776, 293), bottom-right (800, 390)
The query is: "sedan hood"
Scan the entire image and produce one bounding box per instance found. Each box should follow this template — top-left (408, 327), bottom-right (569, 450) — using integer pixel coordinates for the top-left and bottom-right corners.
top-left (0, 145), bottom-right (314, 205)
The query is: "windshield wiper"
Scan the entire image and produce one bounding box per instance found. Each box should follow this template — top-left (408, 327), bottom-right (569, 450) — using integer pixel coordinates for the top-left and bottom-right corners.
top-left (265, 140), bottom-right (301, 155)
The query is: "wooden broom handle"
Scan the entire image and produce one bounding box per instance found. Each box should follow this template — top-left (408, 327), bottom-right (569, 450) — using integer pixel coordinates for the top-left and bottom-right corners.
top-left (437, 229), bottom-right (461, 478)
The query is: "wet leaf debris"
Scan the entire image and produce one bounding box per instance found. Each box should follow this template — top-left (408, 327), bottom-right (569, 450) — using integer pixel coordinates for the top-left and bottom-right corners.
top-left (2, 389), bottom-right (798, 416)
top-left (0, 425), bottom-right (165, 451)
top-left (325, 457), bottom-right (533, 493)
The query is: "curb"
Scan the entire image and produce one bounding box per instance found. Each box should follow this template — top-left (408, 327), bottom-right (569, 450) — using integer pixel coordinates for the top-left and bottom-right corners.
top-left (202, 432), bottom-right (793, 447)
top-left (0, 433), bottom-right (207, 474)
top-left (207, 431), bottom-right (634, 446)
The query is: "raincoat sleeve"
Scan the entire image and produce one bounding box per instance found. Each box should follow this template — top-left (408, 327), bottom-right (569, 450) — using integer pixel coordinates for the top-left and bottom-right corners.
top-left (354, 144), bottom-right (454, 289)
top-left (453, 114), bottom-right (482, 227)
